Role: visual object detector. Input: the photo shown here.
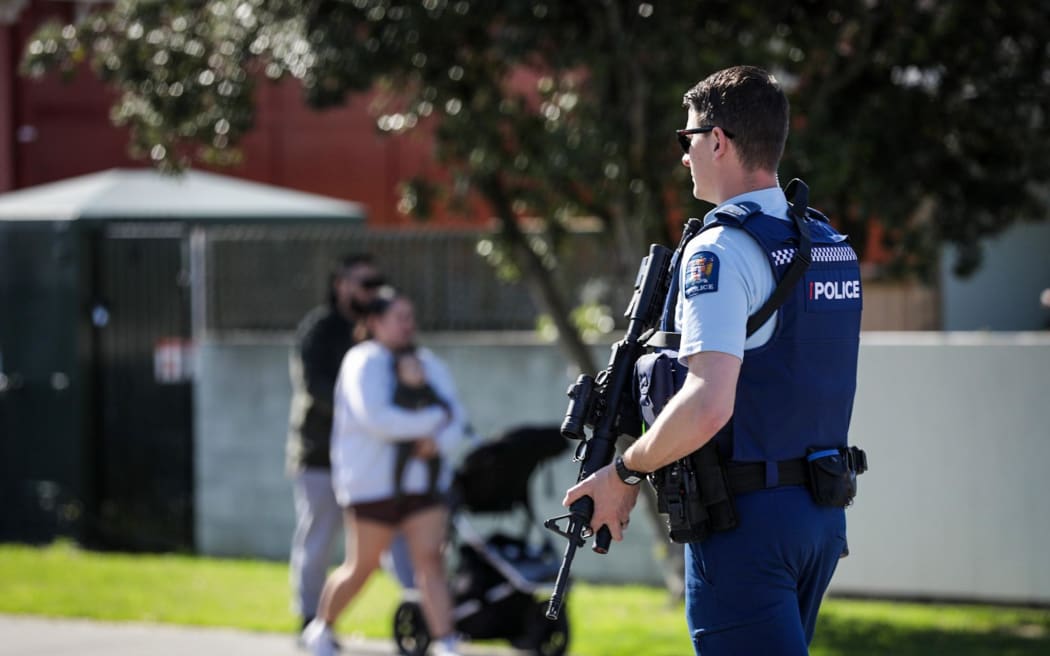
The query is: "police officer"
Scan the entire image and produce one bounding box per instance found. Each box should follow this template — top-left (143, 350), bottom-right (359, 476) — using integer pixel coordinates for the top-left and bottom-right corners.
top-left (563, 66), bottom-right (863, 654)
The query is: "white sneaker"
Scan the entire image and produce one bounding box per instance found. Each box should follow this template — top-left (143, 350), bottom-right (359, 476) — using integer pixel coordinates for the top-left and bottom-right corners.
top-left (300, 619), bottom-right (338, 656)
top-left (431, 636), bottom-right (464, 656)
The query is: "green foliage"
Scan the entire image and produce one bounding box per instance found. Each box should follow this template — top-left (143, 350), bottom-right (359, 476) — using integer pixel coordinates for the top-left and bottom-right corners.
top-left (20, 0), bottom-right (1050, 277)
top-left (21, 1), bottom-right (286, 169)
top-left (536, 302), bottom-right (614, 344)
top-left (2, 543), bottom-right (1048, 655)
top-left (770, 3), bottom-right (1050, 278)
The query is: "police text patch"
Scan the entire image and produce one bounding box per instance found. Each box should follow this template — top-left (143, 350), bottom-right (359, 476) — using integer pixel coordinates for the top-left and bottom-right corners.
top-left (684, 251), bottom-right (720, 298)
top-left (804, 270), bottom-right (862, 312)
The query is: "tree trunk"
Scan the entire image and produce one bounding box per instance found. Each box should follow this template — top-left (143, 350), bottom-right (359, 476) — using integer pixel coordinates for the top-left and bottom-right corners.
top-left (479, 175), bottom-right (597, 374)
top-left (483, 173), bottom-right (684, 603)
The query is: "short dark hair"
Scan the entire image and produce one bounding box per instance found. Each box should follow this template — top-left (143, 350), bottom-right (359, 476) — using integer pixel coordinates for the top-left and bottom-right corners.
top-left (682, 66), bottom-right (789, 172)
top-left (337, 253), bottom-right (374, 271)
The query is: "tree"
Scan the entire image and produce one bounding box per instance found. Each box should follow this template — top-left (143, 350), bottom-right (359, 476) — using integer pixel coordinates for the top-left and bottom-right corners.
top-left (22, 0), bottom-right (670, 372)
top-left (25, 0), bottom-right (1050, 295)
top-left (772, 2), bottom-right (1050, 278)
top-left (23, 1), bottom-right (1050, 308)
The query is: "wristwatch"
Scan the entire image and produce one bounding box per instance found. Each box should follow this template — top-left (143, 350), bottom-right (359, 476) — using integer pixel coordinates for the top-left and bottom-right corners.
top-left (614, 456), bottom-right (646, 486)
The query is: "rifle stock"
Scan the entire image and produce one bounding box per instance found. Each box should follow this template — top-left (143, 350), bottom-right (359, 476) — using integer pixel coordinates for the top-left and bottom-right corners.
top-left (544, 243), bottom-right (673, 620)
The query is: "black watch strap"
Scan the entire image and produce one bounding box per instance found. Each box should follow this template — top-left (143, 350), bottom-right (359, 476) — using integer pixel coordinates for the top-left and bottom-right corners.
top-left (615, 456), bottom-right (645, 486)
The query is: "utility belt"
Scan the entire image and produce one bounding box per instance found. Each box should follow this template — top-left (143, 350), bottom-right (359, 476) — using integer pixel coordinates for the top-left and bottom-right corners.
top-left (651, 442), bottom-right (868, 544)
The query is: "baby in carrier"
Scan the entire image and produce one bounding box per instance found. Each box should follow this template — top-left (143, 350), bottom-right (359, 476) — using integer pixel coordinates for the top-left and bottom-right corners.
top-left (392, 346), bottom-right (446, 499)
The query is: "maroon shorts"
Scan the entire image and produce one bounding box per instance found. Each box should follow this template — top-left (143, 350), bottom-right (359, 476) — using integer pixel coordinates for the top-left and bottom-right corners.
top-left (347, 493), bottom-right (442, 526)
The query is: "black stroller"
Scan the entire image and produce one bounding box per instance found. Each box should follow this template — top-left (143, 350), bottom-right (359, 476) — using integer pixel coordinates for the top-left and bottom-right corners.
top-left (393, 425), bottom-right (571, 656)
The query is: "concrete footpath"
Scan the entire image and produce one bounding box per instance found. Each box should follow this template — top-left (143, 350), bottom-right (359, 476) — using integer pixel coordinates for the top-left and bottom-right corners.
top-left (0, 615), bottom-right (521, 656)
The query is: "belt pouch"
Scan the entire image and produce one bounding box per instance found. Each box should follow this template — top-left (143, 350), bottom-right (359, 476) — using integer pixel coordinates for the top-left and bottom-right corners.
top-left (806, 447), bottom-right (856, 507)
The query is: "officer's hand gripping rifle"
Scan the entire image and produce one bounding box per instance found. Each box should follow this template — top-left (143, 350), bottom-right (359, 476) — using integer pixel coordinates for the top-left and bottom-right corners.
top-left (543, 243), bottom-right (673, 620)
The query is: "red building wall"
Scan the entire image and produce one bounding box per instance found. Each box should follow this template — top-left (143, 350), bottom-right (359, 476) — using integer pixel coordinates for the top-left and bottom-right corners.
top-left (2, 1), bottom-right (487, 228)
top-left (1, 18), bottom-right (14, 192)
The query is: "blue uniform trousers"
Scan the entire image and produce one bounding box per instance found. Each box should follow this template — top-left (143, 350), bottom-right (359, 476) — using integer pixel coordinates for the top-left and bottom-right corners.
top-left (685, 486), bottom-right (846, 655)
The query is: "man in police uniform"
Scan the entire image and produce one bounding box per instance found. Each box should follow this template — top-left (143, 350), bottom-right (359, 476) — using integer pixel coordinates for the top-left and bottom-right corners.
top-left (564, 66), bottom-right (862, 653)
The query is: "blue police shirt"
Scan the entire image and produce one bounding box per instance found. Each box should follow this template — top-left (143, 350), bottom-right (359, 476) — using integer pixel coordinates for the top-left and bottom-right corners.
top-left (675, 186), bottom-right (790, 362)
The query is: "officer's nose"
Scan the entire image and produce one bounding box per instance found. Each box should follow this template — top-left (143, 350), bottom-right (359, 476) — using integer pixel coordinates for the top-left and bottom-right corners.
top-left (681, 152), bottom-right (691, 168)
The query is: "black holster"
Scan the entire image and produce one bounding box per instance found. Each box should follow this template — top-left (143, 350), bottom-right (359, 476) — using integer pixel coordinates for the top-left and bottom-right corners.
top-left (651, 441), bottom-right (737, 544)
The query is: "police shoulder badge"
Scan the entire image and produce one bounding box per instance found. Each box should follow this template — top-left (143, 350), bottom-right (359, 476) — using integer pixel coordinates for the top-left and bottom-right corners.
top-left (684, 251), bottom-right (719, 298)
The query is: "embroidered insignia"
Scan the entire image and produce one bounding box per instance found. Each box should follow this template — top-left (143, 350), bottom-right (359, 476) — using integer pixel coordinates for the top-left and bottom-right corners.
top-left (684, 251), bottom-right (720, 298)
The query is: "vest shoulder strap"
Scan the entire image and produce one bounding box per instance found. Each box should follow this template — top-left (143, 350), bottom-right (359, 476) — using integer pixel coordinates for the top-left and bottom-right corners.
top-left (745, 179), bottom-right (813, 336)
top-left (647, 179), bottom-right (815, 349)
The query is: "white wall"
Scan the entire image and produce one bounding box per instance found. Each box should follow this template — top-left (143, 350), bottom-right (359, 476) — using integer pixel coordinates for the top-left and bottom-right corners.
top-left (194, 340), bottom-right (298, 560)
top-left (829, 332), bottom-right (1050, 603)
top-left (194, 332), bottom-right (1050, 603)
top-left (193, 334), bottom-right (664, 584)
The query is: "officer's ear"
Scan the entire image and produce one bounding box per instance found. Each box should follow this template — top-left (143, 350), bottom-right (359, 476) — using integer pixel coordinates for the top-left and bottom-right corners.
top-left (716, 126), bottom-right (734, 151)
top-left (711, 128), bottom-right (729, 158)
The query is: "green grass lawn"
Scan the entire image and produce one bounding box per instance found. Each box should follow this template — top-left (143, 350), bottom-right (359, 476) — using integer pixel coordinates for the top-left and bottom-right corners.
top-left (1, 542), bottom-right (1047, 655)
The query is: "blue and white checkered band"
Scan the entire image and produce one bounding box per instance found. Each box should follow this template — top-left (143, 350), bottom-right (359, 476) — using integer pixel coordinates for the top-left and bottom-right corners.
top-left (771, 245), bottom-right (858, 267)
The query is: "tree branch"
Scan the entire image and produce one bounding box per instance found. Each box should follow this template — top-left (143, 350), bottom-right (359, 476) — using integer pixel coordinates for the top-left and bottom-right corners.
top-left (479, 174), bottom-right (598, 373)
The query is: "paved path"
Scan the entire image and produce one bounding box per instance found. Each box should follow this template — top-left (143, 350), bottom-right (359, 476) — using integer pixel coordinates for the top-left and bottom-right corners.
top-left (0, 615), bottom-right (521, 656)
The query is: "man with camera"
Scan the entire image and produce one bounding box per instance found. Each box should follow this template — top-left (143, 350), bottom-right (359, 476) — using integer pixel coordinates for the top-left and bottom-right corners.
top-left (564, 66), bottom-right (864, 654)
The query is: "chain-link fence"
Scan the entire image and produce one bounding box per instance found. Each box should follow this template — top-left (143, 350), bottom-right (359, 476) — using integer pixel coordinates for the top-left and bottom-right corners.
top-left (198, 224), bottom-right (938, 336)
top-left (202, 225), bottom-right (630, 335)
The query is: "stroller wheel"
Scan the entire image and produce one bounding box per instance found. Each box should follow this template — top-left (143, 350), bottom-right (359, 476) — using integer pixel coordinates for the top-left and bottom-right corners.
top-left (393, 600), bottom-right (430, 656)
top-left (526, 601), bottom-right (570, 656)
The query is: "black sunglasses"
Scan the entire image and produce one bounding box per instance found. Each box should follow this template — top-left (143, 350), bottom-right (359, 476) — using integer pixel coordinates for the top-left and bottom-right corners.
top-left (359, 275), bottom-right (386, 289)
top-left (676, 126), bottom-right (735, 154)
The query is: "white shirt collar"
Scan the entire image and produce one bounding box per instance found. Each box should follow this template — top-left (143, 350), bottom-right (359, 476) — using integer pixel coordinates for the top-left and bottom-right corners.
top-left (703, 186), bottom-right (789, 226)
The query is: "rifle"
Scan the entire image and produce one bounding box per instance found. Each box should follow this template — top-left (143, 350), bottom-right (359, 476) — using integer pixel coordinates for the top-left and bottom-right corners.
top-left (542, 243), bottom-right (673, 620)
